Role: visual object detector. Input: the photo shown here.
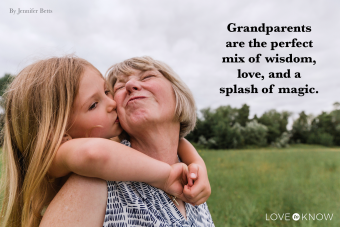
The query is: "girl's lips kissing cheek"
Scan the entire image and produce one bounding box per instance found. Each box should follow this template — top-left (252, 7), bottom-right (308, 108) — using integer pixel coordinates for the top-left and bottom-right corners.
top-left (115, 116), bottom-right (119, 123)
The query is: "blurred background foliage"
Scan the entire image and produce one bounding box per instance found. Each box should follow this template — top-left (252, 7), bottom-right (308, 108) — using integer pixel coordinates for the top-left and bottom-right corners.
top-left (0, 74), bottom-right (15, 147)
top-left (186, 103), bottom-right (340, 149)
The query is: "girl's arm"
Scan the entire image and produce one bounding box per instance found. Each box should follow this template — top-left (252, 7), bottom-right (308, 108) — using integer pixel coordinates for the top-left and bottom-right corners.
top-left (49, 138), bottom-right (188, 199)
top-left (178, 138), bottom-right (211, 205)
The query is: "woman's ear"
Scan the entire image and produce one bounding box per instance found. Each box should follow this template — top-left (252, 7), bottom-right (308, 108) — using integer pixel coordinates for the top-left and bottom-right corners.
top-left (61, 133), bottom-right (73, 144)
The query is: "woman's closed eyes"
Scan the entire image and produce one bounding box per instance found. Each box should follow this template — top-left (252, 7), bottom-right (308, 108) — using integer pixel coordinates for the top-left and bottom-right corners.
top-left (142, 74), bottom-right (154, 80)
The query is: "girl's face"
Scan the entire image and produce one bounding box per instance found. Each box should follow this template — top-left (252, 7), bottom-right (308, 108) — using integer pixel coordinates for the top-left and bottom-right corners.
top-left (67, 67), bottom-right (122, 139)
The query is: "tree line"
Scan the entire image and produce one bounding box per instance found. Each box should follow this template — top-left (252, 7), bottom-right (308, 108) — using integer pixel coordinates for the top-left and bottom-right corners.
top-left (185, 103), bottom-right (340, 149)
top-left (0, 73), bottom-right (339, 148)
top-left (0, 74), bottom-right (15, 146)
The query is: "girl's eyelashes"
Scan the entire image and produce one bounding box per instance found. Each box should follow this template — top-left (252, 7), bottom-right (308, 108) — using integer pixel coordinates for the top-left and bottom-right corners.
top-left (88, 89), bottom-right (111, 111)
top-left (89, 102), bottom-right (98, 110)
top-left (105, 90), bottom-right (111, 95)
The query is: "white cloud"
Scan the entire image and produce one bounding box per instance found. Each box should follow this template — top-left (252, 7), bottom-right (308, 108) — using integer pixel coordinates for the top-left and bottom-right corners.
top-left (0, 0), bottom-right (339, 120)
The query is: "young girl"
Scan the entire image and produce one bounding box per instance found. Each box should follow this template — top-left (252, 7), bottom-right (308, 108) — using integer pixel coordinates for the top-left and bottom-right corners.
top-left (0, 56), bottom-right (210, 227)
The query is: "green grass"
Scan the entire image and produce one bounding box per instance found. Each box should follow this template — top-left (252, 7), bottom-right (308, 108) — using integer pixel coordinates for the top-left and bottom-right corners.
top-left (1, 146), bottom-right (339, 226)
top-left (201, 145), bottom-right (340, 227)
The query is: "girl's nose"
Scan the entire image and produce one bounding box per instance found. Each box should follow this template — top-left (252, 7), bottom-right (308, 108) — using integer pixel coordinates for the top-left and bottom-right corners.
top-left (107, 96), bottom-right (117, 113)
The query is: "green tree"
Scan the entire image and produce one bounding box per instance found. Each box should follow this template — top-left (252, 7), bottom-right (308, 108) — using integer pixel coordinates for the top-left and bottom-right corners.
top-left (330, 108), bottom-right (340, 145)
top-left (333, 102), bottom-right (340, 110)
top-left (236, 104), bottom-right (249, 127)
top-left (0, 73), bottom-right (15, 96)
top-left (308, 112), bottom-right (334, 146)
top-left (0, 74), bottom-right (15, 146)
top-left (186, 105), bottom-right (245, 149)
top-left (242, 120), bottom-right (267, 147)
top-left (186, 107), bottom-right (215, 144)
top-left (210, 106), bottom-right (239, 149)
top-left (258, 110), bottom-right (291, 144)
top-left (291, 111), bottom-right (310, 143)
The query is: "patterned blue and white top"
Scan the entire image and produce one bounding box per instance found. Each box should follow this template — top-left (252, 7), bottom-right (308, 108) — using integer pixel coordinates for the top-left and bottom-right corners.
top-left (103, 140), bottom-right (214, 227)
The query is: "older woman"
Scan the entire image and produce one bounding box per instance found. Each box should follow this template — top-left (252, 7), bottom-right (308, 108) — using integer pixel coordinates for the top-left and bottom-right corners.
top-left (40, 57), bottom-right (214, 226)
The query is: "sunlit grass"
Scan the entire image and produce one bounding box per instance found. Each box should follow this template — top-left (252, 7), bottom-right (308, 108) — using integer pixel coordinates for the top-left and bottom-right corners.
top-left (201, 145), bottom-right (340, 227)
top-left (1, 146), bottom-right (339, 226)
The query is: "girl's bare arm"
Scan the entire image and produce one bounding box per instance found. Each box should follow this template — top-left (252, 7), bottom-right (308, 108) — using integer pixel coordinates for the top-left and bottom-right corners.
top-left (40, 174), bottom-right (107, 227)
top-left (49, 138), bottom-right (177, 191)
top-left (177, 138), bottom-right (211, 205)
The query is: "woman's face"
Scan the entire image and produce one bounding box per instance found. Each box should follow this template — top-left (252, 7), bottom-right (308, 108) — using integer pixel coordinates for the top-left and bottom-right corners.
top-left (113, 69), bottom-right (177, 132)
top-left (67, 67), bottom-right (122, 139)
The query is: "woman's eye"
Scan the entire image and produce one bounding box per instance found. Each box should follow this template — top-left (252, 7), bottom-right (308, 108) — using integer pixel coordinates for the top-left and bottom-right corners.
top-left (142, 75), bottom-right (153, 80)
top-left (89, 102), bottom-right (98, 110)
top-left (105, 90), bottom-right (111, 95)
top-left (115, 86), bottom-right (124, 92)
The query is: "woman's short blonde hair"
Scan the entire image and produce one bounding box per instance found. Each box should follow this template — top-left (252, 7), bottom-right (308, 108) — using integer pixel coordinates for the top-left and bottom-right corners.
top-left (106, 56), bottom-right (196, 138)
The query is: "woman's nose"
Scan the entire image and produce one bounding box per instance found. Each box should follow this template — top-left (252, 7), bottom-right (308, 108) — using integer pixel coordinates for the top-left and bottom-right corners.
top-left (125, 79), bottom-right (141, 93)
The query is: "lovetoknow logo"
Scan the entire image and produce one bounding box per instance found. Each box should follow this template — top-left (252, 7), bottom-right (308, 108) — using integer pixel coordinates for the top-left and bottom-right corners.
top-left (266, 213), bottom-right (333, 221)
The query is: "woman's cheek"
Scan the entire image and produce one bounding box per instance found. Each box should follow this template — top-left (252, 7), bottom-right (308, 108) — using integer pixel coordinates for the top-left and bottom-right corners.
top-left (113, 92), bottom-right (122, 104)
top-left (115, 101), bottom-right (122, 114)
top-left (114, 97), bottom-right (124, 117)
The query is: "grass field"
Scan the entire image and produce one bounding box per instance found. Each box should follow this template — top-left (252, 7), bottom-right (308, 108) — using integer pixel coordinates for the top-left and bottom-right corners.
top-left (1, 145), bottom-right (339, 226)
top-left (201, 144), bottom-right (340, 227)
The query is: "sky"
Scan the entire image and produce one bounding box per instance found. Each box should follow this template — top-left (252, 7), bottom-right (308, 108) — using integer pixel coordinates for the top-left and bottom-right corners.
top-left (1, 0), bottom-right (339, 125)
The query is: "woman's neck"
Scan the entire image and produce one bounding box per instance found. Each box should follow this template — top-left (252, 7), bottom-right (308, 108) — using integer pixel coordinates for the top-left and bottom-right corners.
top-left (129, 122), bottom-right (180, 165)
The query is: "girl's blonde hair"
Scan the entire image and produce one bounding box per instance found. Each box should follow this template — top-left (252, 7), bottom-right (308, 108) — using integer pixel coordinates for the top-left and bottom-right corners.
top-left (0, 56), bottom-right (97, 227)
top-left (106, 56), bottom-right (196, 138)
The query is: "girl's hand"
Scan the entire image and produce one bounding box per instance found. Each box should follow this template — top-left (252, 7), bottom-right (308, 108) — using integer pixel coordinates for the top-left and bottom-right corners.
top-left (183, 163), bottom-right (211, 206)
top-left (176, 138), bottom-right (211, 206)
top-left (162, 163), bottom-right (188, 200)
